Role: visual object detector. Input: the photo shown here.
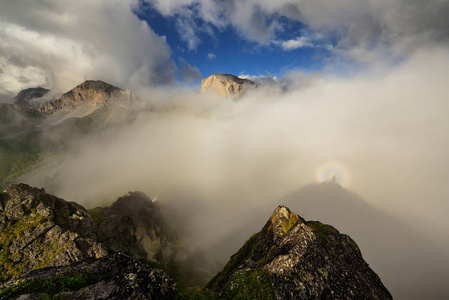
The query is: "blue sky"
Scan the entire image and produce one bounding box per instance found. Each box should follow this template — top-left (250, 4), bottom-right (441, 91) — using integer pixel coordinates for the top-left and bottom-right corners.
top-left (138, 4), bottom-right (333, 80)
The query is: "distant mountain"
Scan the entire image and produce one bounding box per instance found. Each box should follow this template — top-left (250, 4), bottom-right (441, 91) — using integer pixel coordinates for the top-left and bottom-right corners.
top-left (38, 80), bottom-right (136, 114)
top-left (205, 205), bottom-right (392, 299)
top-left (201, 73), bottom-right (256, 97)
top-left (0, 80), bottom-right (141, 188)
top-left (14, 87), bottom-right (49, 108)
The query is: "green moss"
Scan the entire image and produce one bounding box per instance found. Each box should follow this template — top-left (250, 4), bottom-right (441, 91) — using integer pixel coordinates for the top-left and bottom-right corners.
top-left (257, 245), bottom-right (277, 265)
top-left (0, 210), bottom-right (47, 281)
top-left (306, 221), bottom-right (339, 243)
top-left (0, 209), bottom-right (71, 281)
top-left (0, 271), bottom-right (98, 299)
top-left (281, 212), bottom-right (299, 234)
top-left (221, 268), bottom-right (275, 300)
top-left (180, 268), bottom-right (275, 300)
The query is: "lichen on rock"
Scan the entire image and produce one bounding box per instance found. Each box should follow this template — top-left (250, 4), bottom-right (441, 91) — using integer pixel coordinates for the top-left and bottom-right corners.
top-left (0, 184), bottom-right (107, 282)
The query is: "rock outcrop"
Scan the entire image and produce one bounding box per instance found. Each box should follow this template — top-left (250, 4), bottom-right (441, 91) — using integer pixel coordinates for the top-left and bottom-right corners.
top-left (201, 73), bottom-right (256, 97)
top-left (38, 80), bottom-right (136, 113)
top-left (0, 253), bottom-right (177, 299)
top-left (89, 191), bottom-right (176, 264)
top-left (14, 87), bottom-right (49, 108)
top-left (0, 184), bottom-right (107, 282)
top-left (206, 205), bottom-right (392, 299)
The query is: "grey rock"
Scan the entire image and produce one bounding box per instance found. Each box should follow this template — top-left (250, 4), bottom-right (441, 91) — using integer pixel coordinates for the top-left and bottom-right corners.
top-left (0, 184), bottom-right (107, 282)
top-left (2, 253), bottom-right (177, 299)
top-left (92, 191), bottom-right (176, 264)
top-left (207, 205), bottom-right (392, 300)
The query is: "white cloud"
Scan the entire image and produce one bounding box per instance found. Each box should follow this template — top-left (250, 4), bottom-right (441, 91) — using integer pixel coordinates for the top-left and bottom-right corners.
top-left (282, 36), bottom-right (313, 50)
top-left (0, 0), bottom-right (175, 98)
top-left (145, 0), bottom-right (449, 60)
top-left (206, 53), bottom-right (216, 60)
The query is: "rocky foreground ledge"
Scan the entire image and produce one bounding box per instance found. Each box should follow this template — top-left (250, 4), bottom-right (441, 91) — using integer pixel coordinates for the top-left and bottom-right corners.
top-left (0, 184), bottom-right (392, 299)
top-left (206, 205), bottom-right (393, 299)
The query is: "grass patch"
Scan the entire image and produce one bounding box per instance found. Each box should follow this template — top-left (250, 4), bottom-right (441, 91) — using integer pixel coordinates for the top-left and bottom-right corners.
top-left (221, 268), bottom-right (275, 300)
top-left (0, 271), bottom-right (98, 299)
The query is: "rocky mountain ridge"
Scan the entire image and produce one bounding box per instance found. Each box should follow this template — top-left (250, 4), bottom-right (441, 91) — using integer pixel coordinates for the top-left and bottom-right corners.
top-left (201, 73), bottom-right (256, 97)
top-left (0, 184), bottom-right (392, 299)
top-left (38, 80), bottom-right (136, 114)
top-left (207, 205), bottom-right (392, 299)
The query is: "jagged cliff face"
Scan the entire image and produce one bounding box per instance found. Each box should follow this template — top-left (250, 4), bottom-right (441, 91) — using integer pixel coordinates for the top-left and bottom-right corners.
top-left (0, 184), bottom-right (107, 282)
top-left (0, 184), bottom-right (178, 299)
top-left (89, 191), bottom-right (176, 263)
top-left (0, 184), bottom-right (175, 283)
top-left (38, 80), bottom-right (136, 114)
top-left (0, 184), bottom-right (393, 299)
top-left (201, 73), bottom-right (256, 97)
top-left (207, 205), bottom-right (392, 299)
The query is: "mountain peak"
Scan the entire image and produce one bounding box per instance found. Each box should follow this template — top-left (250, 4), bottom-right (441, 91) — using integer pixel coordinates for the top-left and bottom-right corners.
top-left (206, 205), bottom-right (392, 299)
top-left (38, 80), bottom-right (136, 114)
top-left (201, 73), bottom-right (256, 97)
top-left (269, 205), bottom-right (305, 240)
top-left (73, 80), bottom-right (121, 91)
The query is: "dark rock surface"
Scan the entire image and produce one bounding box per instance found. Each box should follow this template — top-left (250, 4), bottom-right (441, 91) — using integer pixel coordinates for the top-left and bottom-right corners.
top-left (1, 253), bottom-right (177, 299)
top-left (90, 191), bottom-right (176, 264)
top-left (207, 205), bottom-right (392, 300)
top-left (14, 88), bottom-right (49, 108)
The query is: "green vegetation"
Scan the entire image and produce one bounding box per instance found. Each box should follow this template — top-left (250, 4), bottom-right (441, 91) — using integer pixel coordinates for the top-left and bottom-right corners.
top-left (0, 210), bottom-right (45, 280)
top-left (221, 268), bottom-right (275, 300)
top-left (0, 208), bottom-right (69, 281)
top-left (179, 268), bottom-right (275, 300)
top-left (0, 106), bottom-right (46, 188)
top-left (0, 272), bottom-right (98, 299)
top-left (0, 133), bottom-right (41, 188)
top-left (307, 221), bottom-right (339, 243)
top-left (281, 212), bottom-right (299, 234)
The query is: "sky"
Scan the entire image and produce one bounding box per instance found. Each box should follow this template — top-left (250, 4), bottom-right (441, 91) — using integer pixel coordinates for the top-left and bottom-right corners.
top-left (1, 0), bottom-right (448, 97)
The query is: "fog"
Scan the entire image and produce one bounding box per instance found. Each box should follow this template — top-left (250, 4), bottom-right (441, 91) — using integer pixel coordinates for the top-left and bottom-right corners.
top-left (17, 45), bottom-right (449, 298)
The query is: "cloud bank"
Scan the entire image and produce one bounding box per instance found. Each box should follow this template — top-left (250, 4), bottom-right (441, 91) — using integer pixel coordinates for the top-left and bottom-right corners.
top-left (147, 0), bottom-right (449, 59)
top-left (0, 0), bottom-right (176, 99)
